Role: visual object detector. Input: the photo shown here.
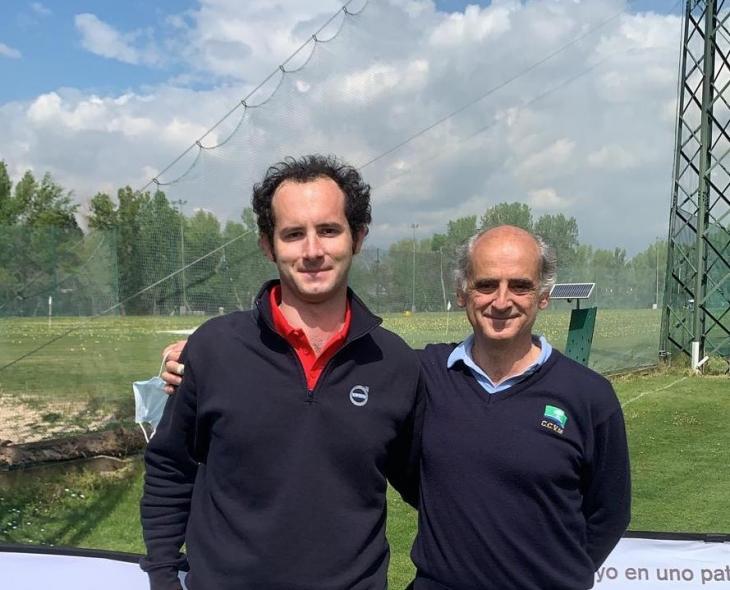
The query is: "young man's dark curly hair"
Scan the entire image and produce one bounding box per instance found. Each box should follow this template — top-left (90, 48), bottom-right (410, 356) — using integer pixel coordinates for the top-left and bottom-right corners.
top-left (252, 154), bottom-right (372, 248)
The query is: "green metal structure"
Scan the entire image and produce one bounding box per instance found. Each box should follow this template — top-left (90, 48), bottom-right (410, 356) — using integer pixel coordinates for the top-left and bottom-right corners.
top-left (565, 307), bottom-right (598, 367)
top-left (661, 0), bottom-right (730, 367)
top-left (550, 283), bottom-right (597, 366)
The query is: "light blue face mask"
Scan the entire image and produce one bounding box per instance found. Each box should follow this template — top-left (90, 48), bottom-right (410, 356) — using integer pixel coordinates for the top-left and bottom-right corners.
top-left (133, 354), bottom-right (172, 442)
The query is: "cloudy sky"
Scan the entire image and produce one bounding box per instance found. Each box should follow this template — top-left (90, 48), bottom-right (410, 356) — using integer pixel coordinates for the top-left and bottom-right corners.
top-left (0, 0), bottom-right (683, 253)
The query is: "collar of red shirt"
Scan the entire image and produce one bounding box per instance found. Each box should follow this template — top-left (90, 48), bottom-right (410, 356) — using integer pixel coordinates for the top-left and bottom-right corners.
top-left (269, 284), bottom-right (352, 390)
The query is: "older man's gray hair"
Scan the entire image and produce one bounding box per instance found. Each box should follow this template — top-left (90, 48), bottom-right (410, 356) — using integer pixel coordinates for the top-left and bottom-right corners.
top-left (453, 227), bottom-right (558, 295)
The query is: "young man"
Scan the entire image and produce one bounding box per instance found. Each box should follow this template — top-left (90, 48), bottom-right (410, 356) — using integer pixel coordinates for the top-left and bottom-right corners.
top-left (140, 155), bottom-right (423, 590)
top-left (160, 224), bottom-right (630, 590)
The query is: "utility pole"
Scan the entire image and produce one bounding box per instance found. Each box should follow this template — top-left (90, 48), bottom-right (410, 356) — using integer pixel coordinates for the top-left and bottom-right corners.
top-left (172, 199), bottom-right (189, 314)
top-left (410, 223), bottom-right (419, 313)
top-left (655, 237), bottom-right (660, 310)
top-left (375, 247), bottom-right (381, 313)
top-left (439, 247), bottom-right (447, 312)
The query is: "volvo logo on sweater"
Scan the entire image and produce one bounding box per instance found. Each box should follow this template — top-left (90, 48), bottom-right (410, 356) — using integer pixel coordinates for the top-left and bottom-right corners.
top-left (540, 404), bottom-right (568, 435)
top-left (349, 385), bottom-right (369, 407)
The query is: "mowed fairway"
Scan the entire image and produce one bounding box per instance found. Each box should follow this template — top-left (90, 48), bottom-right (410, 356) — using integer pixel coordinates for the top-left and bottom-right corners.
top-left (1, 309), bottom-right (728, 587)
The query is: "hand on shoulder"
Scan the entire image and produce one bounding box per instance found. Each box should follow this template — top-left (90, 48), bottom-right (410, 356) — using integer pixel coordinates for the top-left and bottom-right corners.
top-left (161, 340), bottom-right (187, 394)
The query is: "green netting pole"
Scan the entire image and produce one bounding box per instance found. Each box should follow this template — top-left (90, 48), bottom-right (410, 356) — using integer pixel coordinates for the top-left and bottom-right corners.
top-left (691, 0), bottom-right (716, 369)
top-left (564, 307), bottom-right (598, 366)
top-left (661, 0), bottom-right (692, 361)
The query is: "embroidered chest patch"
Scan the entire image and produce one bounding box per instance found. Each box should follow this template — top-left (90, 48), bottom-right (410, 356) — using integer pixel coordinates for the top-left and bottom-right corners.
top-left (540, 404), bottom-right (568, 435)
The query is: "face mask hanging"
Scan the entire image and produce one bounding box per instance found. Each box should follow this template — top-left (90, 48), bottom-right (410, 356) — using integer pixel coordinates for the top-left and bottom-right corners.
top-left (133, 353), bottom-right (173, 443)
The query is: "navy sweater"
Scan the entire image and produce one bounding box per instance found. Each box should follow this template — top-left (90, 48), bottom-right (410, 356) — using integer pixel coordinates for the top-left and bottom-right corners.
top-left (140, 282), bottom-right (423, 590)
top-left (411, 345), bottom-right (630, 590)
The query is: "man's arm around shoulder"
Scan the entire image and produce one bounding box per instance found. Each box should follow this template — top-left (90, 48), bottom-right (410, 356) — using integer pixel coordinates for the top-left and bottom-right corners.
top-left (385, 366), bottom-right (426, 509)
top-left (140, 342), bottom-right (200, 590)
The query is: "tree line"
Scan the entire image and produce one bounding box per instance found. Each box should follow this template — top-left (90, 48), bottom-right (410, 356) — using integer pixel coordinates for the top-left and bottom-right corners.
top-left (0, 162), bottom-right (667, 316)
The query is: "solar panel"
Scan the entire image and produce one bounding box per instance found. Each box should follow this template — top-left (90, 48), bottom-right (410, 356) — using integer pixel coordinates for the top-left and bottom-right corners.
top-left (550, 283), bottom-right (595, 299)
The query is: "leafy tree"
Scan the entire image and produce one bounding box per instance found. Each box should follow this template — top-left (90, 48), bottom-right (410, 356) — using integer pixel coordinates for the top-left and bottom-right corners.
top-left (0, 161), bottom-right (15, 225)
top-left (115, 186), bottom-right (148, 314)
top-left (627, 240), bottom-right (667, 308)
top-left (480, 202), bottom-right (533, 231)
top-left (380, 238), bottom-right (444, 311)
top-left (0, 169), bottom-right (83, 315)
top-left (24, 173), bottom-right (80, 230)
top-left (431, 215), bottom-right (477, 253)
top-left (534, 213), bottom-right (579, 274)
top-left (12, 171), bottom-right (36, 223)
top-left (241, 207), bottom-right (258, 233)
top-left (87, 193), bottom-right (118, 230)
top-left (184, 209), bottom-right (223, 312)
top-left (137, 190), bottom-right (182, 314)
top-left (220, 218), bottom-right (273, 310)
top-left (564, 243), bottom-right (594, 283)
top-left (592, 248), bottom-right (628, 306)
top-left (0, 159), bottom-right (684, 316)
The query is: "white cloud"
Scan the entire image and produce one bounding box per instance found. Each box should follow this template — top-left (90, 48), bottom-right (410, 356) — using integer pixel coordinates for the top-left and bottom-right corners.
top-left (0, 0), bottom-right (683, 254)
top-left (429, 2), bottom-right (515, 46)
top-left (527, 187), bottom-right (571, 210)
top-left (0, 86), bottom-right (233, 204)
top-left (339, 60), bottom-right (430, 104)
top-left (26, 92), bottom-right (158, 137)
top-left (178, 0), bottom-right (343, 82)
top-left (0, 42), bottom-right (21, 59)
top-left (74, 13), bottom-right (160, 66)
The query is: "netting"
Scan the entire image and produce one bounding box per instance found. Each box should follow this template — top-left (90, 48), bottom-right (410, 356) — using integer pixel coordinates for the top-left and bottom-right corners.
top-left (1, 1), bottom-right (675, 440)
top-left (0, 225), bottom-right (663, 447)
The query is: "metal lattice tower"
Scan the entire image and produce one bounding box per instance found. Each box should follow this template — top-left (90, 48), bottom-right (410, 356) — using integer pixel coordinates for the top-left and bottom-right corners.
top-left (661, 0), bottom-right (730, 367)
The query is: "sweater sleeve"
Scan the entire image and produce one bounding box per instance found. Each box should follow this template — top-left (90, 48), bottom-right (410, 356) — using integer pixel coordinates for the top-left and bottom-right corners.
top-left (384, 369), bottom-right (426, 509)
top-left (140, 344), bottom-right (200, 590)
top-left (583, 405), bottom-right (631, 569)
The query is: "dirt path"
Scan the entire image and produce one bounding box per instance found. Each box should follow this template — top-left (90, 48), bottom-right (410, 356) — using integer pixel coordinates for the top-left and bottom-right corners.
top-left (0, 393), bottom-right (116, 445)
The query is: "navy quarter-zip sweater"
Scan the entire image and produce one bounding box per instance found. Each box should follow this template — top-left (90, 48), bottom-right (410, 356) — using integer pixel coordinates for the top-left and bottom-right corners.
top-left (141, 281), bottom-right (424, 590)
top-left (411, 345), bottom-right (630, 590)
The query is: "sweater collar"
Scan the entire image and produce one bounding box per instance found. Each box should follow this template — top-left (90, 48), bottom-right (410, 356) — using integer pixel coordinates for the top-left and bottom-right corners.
top-left (447, 334), bottom-right (553, 394)
top-left (254, 279), bottom-right (382, 343)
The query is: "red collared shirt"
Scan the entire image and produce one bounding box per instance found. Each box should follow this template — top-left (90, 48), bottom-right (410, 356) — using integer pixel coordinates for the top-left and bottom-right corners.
top-left (270, 285), bottom-right (351, 391)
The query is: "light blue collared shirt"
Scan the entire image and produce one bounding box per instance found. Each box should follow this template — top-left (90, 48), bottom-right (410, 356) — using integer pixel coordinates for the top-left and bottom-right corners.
top-left (447, 334), bottom-right (553, 394)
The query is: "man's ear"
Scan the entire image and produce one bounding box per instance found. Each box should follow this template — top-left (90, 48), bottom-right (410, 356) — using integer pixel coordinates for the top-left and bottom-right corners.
top-left (352, 227), bottom-right (368, 254)
top-left (259, 235), bottom-right (275, 262)
top-left (538, 291), bottom-right (550, 310)
top-left (456, 288), bottom-right (467, 308)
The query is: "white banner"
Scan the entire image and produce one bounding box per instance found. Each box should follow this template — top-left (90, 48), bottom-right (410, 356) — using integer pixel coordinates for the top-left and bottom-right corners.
top-left (2, 550), bottom-right (187, 590)
top-left (595, 537), bottom-right (730, 588)
top-left (2, 535), bottom-right (729, 589)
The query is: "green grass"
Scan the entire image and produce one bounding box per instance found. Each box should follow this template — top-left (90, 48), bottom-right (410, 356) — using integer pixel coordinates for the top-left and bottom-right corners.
top-left (2, 367), bottom-right (729, 587)
top-left (1, 310), bottom-right (724, 586)
top-left (0, 316), bottom-right (200, 400)
top-left (0, 459), bottom-right (145, 549)
top-left (0, 309), bottom-right (661, 439)
top-left (1, 308), bottom-right (662, 396)
top-left (614, 372), bottom-right (730, 532)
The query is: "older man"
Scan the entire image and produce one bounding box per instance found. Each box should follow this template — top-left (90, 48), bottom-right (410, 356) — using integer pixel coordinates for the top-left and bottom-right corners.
top-left (160, 224), bottom-right (630, 590)
top-left (140, 154), bottom-right (423, 590)
top-left (411, 225), bottom-right (630, 590)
